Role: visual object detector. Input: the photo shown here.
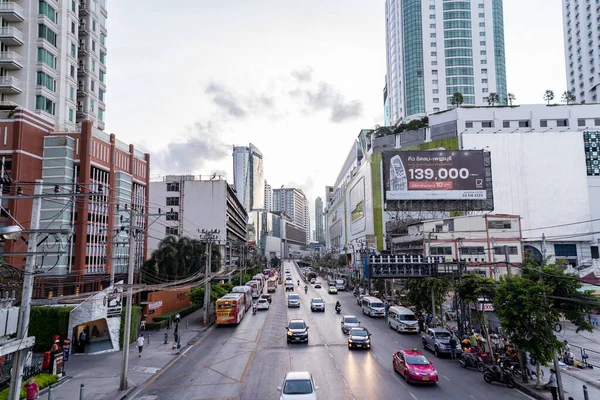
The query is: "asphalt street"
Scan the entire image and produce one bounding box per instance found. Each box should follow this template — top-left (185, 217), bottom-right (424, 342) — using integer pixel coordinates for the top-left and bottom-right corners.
top-left (133, 261), bottom-right (534, 400)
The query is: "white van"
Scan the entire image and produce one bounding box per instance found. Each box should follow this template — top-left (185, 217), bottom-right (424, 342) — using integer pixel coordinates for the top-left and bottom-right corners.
top-left (361, 296), bottom-right (386, 317)
top-left (387, 306), bottom-right (419, 333)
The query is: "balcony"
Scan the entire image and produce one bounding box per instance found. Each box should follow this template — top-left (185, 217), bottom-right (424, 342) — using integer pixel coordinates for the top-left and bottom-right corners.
top-left (78, 22), bottom-right (88, 35)
top-left (76, 105), bottom-right (88, 117)
top-left (0, 76), bottom-right (21, 94)
top-left (0, 51), bottom-right (23, 69)
top-left (79, 1), bottom-right (89, 15)
top-left (0, 2), bottom-right (24, 22)
top-left (0, 27), bottom-right (23, 46)
top-left (78, 44), bottom-right (88, 55)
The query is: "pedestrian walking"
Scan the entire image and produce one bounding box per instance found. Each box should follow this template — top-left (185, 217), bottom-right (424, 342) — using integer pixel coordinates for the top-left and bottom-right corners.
top-left (23, 378), bottom-right (39, 400)
top-left (449, 335), bottom-right (458, 360)
top-left (137, 334), bottom-right (145, 357)
top-left (546, 368), bottom-right (558, 400)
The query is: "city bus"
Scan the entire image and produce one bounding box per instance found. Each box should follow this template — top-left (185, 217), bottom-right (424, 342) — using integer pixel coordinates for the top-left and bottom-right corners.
top-left (231, 285), bottom-right (253, 311)
top-left (216, 293), bottom-right (245, 325)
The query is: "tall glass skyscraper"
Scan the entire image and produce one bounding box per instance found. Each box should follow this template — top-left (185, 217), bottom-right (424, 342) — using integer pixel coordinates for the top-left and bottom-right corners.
top-left (385, 0), bottom-right (508, 124)
top-left (232, 143), bottom-right (265, 212)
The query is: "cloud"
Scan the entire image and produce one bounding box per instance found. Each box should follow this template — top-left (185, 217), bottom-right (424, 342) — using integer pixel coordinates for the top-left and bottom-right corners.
top-left (153, 122), bottom-right (230, 173)
top-left (300, 82), bottom-right (363, 123)
top-left (205, 82), bottom-right (248, 119)
top-left (291, 67), bottom-right (314, 83)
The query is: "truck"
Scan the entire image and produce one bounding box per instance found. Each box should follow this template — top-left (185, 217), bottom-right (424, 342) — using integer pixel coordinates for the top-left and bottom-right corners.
top-left (335, 279), bottom-right (346, 291)
top-left (267, 277), bottom-right (277, 293)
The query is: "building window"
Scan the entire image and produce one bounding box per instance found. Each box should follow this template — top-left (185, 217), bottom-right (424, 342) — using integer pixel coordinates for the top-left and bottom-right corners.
top-left (71, 42), bottom-right (76, 57)
top-left (99, 89), bottom-right (105, 102)
top-left (165, 227), bottom-right (179, 236)
top-left (98, 108), bottom-right (104, 122)
top-left (92, 59), bottom-right (96, 72)
top-left (92, 20), bottom-right (97, 32)
top-left (37, 48), bottom-right (57, 69)
top-left (431, 51), bottom-right (437, 56)
top-left (482, 88), bottom-right (489, 93)
top-left (480, 50), bottom-right (486, 55)
top-left (578, 118), bottom-right (586, 126)
top-left (90, 80), bottom-right (95, 91)
top-left (37, 71), bottom-right (56, 92)
top-left (482, 78), bottom-right (488, 83)
top-left (166, 182), bottom-right (180, 192)
top-left (519, 120), bottom-right (530, 128)
top-left (92, 40), bottom-right (96, 52)
top-left (99, 70), bottom-right (105, 83)
top-left (493, 246), bottom-right (519, 255)
top-left (479, 13), bottom-right (485, 17)
top-left (482, 121), bottom-right (493, 128)
top-left (433, 98), bottom-right (439, 103)
top-left (430, 247), bottom-right (452, 256)
top-left (433, 107), bottom-right (440, 112)
top-left (71, 0), bottom-right (76, 12)
top-left (584, 131), bottom-right (600, 176)
top-left (591, 245), bottom-right (599, 259)
top-left (479, 31), bottom-right (486, 36)
top-left (557, 119), bottom-right (569, 127)
top-left (166, 211), bottom-right (179, 221)
top-left (39, 1), bottom-right (57, 23)
top-left (100, 51), bottom-right (106, 65)
top-left (595, 119), bottom-right (600, 126)
top-left (432, 79), bottom-right (438, 84)
top-left (488, 220), bottom-right (512, 229)
top-left (70, 64), bottom-right (75, 78)
top-left (166, 197), bottom-right (180, 206)
top-left (466, 121), bottom-right (473, 128)
top-left (503, 121), bottom-right (510, 128)
top-left (480, 41), bottom-right (486, 46)
top-left (433, 89), bottom-right (439, 94)
top-left (554, 244), bottom-right (577, 257)
top-left (540, 120), bottom-right (548, 127)
top-left (68, 108), bottom-right (74, 122)
top-left (460, 247), bottom-right (485, 255)
top-left (71, 21), bottom-right (76, 34)
top-left (70, 86), bottom-right (75, 100)
top-left (100, 33), bottom-right (106, 46)
top-left (38, 24), bottom-right (57, 47)
top-left (481, 69), bottom-right (488, 74)
top-left (35, 95), bottom-right (55, 115)
top-left (481, 59), bottom-right (487, 64)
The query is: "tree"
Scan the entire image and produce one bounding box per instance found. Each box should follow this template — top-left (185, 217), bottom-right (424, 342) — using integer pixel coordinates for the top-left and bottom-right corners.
top-left (543, 90), bottom-right (555, 105)
top-left (450, 92), bottom-right (464, 108)
top-left (487, 93), bottom-right (499, 106)
top-left (507, 93), bottom-right (516, 106)
top-left (561, 90), bottom-right (576, 105)
top-left (270, 256), bottom-right (280, 269)
top-left (403, 278), bottom-right (452, 318)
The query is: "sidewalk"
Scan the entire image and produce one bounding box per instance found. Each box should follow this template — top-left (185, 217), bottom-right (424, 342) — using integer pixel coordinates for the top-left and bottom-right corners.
top-left (42, 308), bottom-right (213, 400)
top-left (514, 364), bottom-right (600, 400)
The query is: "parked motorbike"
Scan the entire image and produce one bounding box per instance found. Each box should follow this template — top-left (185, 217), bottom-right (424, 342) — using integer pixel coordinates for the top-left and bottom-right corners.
top-left (482, 365), bottom-right (516, 388)
top-left (498, 357), bottom-right (523, 378)
top-left (459, 352), bottom-right (486, 372)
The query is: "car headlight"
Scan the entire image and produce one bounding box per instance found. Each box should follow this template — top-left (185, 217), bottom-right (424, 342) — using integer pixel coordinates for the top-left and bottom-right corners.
top-left (431, 370), bottom-right (438, 375)
top-left (348, 339), bottom-right (353, 343)
top-left (287, 331), bottom-right (293, 336)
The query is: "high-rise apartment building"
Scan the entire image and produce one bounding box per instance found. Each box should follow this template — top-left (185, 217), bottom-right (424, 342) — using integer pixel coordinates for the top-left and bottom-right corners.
top-left (562, 0), bottom-right (600, 103)
top-left (0, 0), bottom-right (107, 131)
top-left (272, 187), bottom-right (308, 245)
top-left (232, 143), bottom-right (264, 212)
top-left (264, 180), bottom-right (272, 211)
top-left (315, 197), bottom-right (324, 243)
top-left (385, 0), bottom-right (507, 123)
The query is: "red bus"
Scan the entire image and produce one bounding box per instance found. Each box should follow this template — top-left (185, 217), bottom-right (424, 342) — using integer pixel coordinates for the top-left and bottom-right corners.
top-left (231, 285), bottom-right (252, 311)
top-left (216, 293), bottom-right (245, 325)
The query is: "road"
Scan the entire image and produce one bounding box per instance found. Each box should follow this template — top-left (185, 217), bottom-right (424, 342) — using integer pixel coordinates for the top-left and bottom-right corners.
top-left (133, 261), bottom-right (533, 400)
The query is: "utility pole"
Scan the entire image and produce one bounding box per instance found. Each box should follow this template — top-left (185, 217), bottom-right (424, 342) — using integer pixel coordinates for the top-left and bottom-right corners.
top-left (8, 180), bottom-right (42, 400)
top-left (120, 205), bottom-right (137, 391)
top-left (431, 289), bottom-right (436, 327)
top-left (200, 229), bottom-right (219, 328)
top-left (503, 245), bottom-right (512, 277)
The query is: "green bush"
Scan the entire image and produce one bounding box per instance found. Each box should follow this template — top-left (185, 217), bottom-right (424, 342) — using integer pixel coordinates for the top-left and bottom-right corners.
top-left (29, 306), bottom-right (74, 352)
top-left (0, 373), bottom-right (58, 400)
top-left (152, 305), bottom-right (200, 323)
top-left (119, 306), bottom-right (141, 349)
top-left (145, 320), bottom-right (168, 330)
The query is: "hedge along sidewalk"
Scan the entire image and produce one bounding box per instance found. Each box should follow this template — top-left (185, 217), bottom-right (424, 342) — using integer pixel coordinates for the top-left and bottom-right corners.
top-left (50, 307), bottom-right (213, 400)
top-left (145, 304), bottom-right (201, 330)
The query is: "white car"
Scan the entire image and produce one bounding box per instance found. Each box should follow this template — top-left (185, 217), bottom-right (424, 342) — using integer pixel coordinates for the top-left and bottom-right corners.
top-left (257, 298), bottom-right (270, 310)
top-left (278, 371), bottom-right (319, 400)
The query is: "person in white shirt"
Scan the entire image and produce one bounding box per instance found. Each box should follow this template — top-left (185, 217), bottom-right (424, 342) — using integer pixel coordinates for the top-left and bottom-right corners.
top-left (547, 368), bottom-right (558, 400)
top-left (137, 334), bottom-right (145, 357)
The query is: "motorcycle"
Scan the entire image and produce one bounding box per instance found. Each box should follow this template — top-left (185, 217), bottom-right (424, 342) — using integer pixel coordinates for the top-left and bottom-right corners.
top-left (304, 286), bottom-right (308, 293)
top-left (335, 305), bottom-right (341, 314)
top-left (498, 357), bottom-right (523, 378)
top-left (252, 304), bottom-right (257, 315)
top-left (482, 365), bottom-right (516, 388)
top-left (459, 352), bottom-right (486, 372)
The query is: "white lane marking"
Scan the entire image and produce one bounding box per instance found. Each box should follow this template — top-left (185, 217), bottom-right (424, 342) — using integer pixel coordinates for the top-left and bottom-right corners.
top-left (393, 375), bottom-right (406, 388)
top-left (394, 340), bottom-right (399, 344)
top-left (329, 353), bottom-right (334, 359)
top-left (515, 391), bottom-right (536, 400)
top-left (469, 396), bottom-right (477, 400)
top-left (409, 393), bottom-right (418, 400)
top-left (442, 375), bottom-right (450, 381)
top-left (372, 353), bottom-right (378, 360)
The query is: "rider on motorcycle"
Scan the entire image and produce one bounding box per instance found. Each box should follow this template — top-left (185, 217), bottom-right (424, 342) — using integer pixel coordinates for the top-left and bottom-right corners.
top-left (335, 301), bottom-right (341, 312)
top-left (304, 285), bottom-right (308, 293)
top-left (297, 280), bottom-right (300, 286)
top-left (252, 302), bottom-right (257, 314)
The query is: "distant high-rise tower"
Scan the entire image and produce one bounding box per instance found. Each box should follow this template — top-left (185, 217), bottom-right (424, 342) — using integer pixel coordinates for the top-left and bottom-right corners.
top-left (232, 143), bottom-right (265, 212)
top-left (273, 187), bottom-right (308, 244)
top-left (562, 0), bottom-right (600, 103)
top-left (385, 0), bottom-right (507, 123)
top-left (315, 197), bottom-right (324, 243)
top-left (0, 0), bottom-right (108, 130)
top-left (264, 180), bottom-right (273, 211)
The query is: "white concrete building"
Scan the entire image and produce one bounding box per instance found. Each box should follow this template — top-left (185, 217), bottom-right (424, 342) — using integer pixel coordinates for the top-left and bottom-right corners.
top-left (232, 143), bottom-right (264, 212)
top-left (264, 179), bottom-right (272, 211)
top-left (315, 196), bottom-right (324, 243)
top-left (0, 0), bottom-right (107, 130)
top-left (147, 175), bottom-right (248, 258)
top-left (562, 0), bottom-right (600, 103)
top-left (392, 214), bottom-right (523, 278)
top-left (326, 104), bottom-right (600, 270)
top-left (272, 187), bottom-right (308, 245)
top-left (385, 0), bottom-right (508, 123)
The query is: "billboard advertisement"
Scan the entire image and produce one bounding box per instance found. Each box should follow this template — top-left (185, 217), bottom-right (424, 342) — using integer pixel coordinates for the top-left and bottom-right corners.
top-left (384, 150), bottom-right (486, 200)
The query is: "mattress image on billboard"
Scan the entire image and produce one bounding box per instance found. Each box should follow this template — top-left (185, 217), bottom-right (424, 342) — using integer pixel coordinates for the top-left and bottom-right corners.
top-left (384, 150), bottom-right (487, 200)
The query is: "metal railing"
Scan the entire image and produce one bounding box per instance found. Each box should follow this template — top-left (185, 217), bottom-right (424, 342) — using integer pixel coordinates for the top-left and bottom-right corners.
top-left (0, 2), bottom-right (24, 16)
top-left (0, 27), bottom-right (23, 42)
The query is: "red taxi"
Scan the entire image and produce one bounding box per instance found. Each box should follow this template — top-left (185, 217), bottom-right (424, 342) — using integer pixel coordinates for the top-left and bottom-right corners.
top-left (393, 349), bottom-right (438, 384)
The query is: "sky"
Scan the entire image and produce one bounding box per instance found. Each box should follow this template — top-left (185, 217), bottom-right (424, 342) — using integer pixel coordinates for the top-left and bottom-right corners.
top-left (104, 0), bottom-right (566, 232)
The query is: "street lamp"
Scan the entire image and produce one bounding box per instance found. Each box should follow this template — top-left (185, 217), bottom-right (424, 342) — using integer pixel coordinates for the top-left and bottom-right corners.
top-left (0, 225), bottom-right (22, 241)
